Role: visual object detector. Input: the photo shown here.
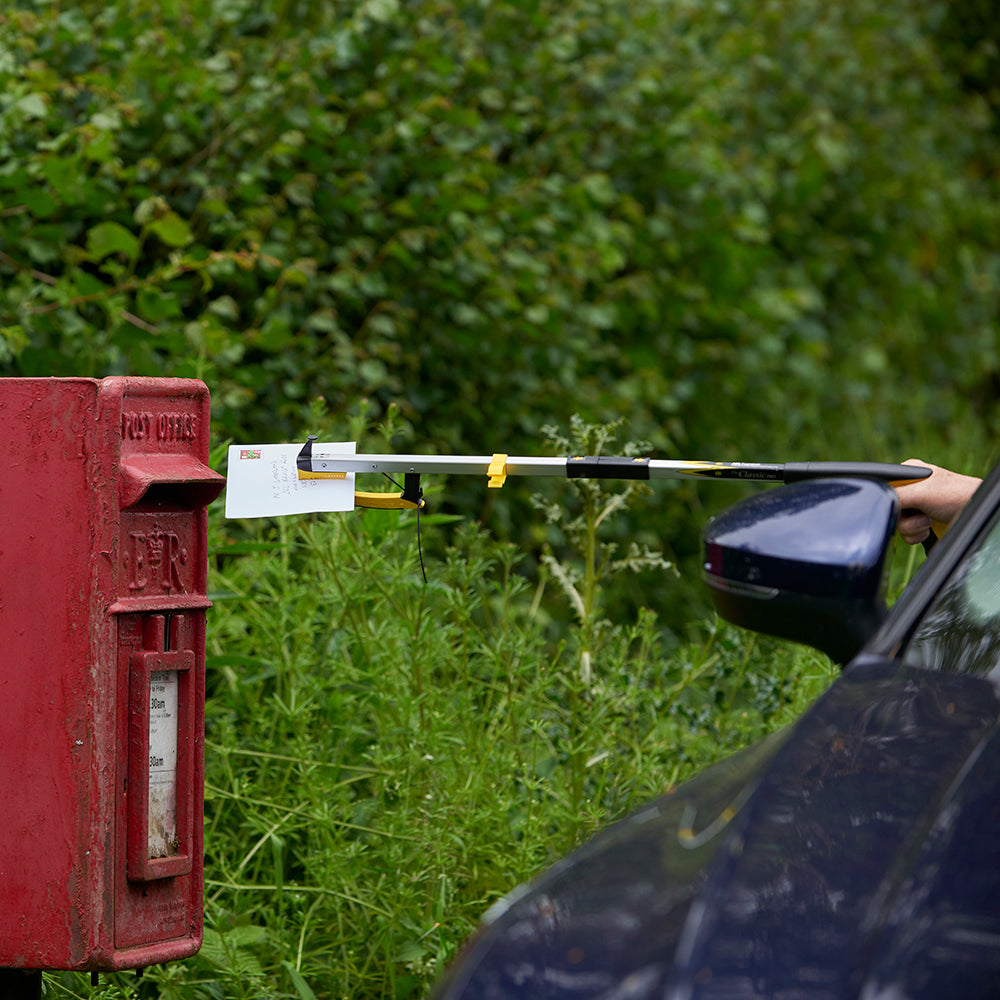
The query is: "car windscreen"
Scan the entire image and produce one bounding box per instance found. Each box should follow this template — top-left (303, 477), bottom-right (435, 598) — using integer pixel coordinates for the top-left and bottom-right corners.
top-left (903, 507), bottom-right (1000, 677)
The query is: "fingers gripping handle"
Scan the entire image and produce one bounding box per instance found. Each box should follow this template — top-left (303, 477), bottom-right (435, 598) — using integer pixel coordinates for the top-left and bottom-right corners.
top-left (900, 508), bottom-right (944, 554)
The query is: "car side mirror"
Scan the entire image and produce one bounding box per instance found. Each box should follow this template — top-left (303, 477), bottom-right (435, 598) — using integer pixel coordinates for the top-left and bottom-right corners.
top-left (702, 479), bottom-right (898, 664)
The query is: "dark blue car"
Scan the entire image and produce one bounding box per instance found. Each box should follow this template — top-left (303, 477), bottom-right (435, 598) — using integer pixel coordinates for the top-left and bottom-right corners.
top-left (432, 465), bottom-right (1000, 999)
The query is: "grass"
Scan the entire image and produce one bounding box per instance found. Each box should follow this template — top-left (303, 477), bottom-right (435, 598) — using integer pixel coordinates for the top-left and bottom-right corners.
top-left (45, 426), bottom-right (839, 1000)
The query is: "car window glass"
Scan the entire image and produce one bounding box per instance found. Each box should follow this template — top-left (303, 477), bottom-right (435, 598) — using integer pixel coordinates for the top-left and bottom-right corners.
top-left (904, 511), bottom-right (1000, 677)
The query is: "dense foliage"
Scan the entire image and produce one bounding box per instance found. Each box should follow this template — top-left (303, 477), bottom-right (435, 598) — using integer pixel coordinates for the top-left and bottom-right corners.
top-left (2, 0), bottom-right (999, 995)
top-left (2, 0), bottom-right (998, 469)
top-left (935, 0), bottom-right (1000, 129)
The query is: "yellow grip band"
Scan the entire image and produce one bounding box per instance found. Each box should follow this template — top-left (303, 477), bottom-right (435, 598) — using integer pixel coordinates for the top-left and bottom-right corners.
top-left (297, 470), bottom-right (347, 480)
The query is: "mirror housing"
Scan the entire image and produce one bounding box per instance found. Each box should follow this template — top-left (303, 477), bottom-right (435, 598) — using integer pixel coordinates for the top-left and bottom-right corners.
top-left (702, 479), bottom-right (898, 664)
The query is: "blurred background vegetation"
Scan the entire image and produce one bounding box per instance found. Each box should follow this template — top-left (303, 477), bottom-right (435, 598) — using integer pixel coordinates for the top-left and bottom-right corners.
top-left (2, 0), bottom-right (1000, 996)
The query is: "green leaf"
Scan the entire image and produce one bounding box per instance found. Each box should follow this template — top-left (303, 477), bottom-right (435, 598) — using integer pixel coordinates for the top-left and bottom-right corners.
top-left (0, 326), bottom-right (28, 363)
top-left (42, 156), bottom-right (86, 205)
top-left (581, 173), bottom-right (617, 206)
top-left (199, 926), bottom-right (265, 976)
top-left (137, 287), bottom-right (182, 321)
top-left (15, 94), bottom-right (47, 119)
top-left (281, 961), bottom-right (318, 1000)
top-left (359, 0), bottom-right (400, 23)
top-left (150, 211), bottom-right (193, 247)
top-left (90, 109), bottom-right (122, 131)
top-left (21, 189), bottom-right (58, 218)
top-left (208, 295), bottom-right (240, 320)
top-left (134, 196), bottom-right (168, 226)
top-left (82, 129), bottom-right (115, 163)
top-left (393, 940), bottom-right (428, 963)
top-left (85, 221), bottom-right (139, 261)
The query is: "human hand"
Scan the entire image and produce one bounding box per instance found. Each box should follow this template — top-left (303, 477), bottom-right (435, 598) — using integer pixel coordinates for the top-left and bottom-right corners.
top-left (894, 459), bottom-right (982, 546)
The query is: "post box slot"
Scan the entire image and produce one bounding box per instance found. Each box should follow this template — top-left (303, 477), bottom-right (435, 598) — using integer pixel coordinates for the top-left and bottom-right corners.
top-left (120, 455), bottom-right (225, 510)
top-left (130, 482), bottom-right (223, 511)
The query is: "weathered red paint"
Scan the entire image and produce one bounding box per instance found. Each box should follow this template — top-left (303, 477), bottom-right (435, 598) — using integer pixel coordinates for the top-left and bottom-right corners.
top-left (0, 377), bottom-right (224, 971)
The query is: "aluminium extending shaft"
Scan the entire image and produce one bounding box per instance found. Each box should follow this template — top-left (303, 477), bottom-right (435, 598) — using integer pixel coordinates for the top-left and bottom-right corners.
top-left (296, 438), bottom-right (930, 487)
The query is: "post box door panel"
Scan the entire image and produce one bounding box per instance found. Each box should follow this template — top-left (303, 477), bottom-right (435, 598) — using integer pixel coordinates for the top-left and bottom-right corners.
top-left (127, 614), bottom-right (195, 882)
top-left (115, 612), bottom-right (204, 952)
top-left (107, 381), bottom-right (219, 960)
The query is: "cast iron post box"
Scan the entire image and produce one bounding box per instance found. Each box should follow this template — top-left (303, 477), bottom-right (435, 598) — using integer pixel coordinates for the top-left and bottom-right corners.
top-left (0, 377), bottom-right (225, 972)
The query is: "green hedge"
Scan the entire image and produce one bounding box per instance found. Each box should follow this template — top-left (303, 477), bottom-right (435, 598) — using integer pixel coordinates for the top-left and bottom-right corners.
top-left (2, 0), bottom-right (998, 563)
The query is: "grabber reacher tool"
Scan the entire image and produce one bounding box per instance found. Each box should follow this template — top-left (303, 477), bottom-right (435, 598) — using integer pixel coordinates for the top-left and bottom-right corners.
top-left (295, 435), bottom-right (932, 510)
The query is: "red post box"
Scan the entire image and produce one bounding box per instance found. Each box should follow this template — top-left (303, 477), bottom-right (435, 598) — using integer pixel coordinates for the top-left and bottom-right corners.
top-left (0, 377), bottom-right (224, 972)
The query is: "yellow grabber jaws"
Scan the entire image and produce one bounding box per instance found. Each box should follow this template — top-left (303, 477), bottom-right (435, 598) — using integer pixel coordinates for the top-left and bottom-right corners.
top-left (353, 490), bottom-right (424, 510)
top-left (296, 436), bottom-right (425, 510)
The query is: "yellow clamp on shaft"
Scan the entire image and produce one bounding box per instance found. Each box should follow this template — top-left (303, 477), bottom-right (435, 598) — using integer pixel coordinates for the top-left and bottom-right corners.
top-left (488, 453), bottom-right (508, 488)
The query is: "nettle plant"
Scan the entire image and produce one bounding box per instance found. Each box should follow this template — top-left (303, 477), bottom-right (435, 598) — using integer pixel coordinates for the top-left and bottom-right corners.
top-left (531, 415), bottom-right (675, 684)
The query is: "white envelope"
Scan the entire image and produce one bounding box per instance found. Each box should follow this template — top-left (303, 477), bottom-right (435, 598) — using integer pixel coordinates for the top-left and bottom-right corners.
top-left (224, 441), bottom-right (356, 518)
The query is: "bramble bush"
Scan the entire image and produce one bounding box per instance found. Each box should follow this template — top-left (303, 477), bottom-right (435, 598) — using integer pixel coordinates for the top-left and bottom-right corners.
top-left (2, 0), bottom-right (998, 469)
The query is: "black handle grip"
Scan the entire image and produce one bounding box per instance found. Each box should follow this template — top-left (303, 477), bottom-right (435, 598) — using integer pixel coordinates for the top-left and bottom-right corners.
top-left (782, 462), bottom-right (933, 484)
